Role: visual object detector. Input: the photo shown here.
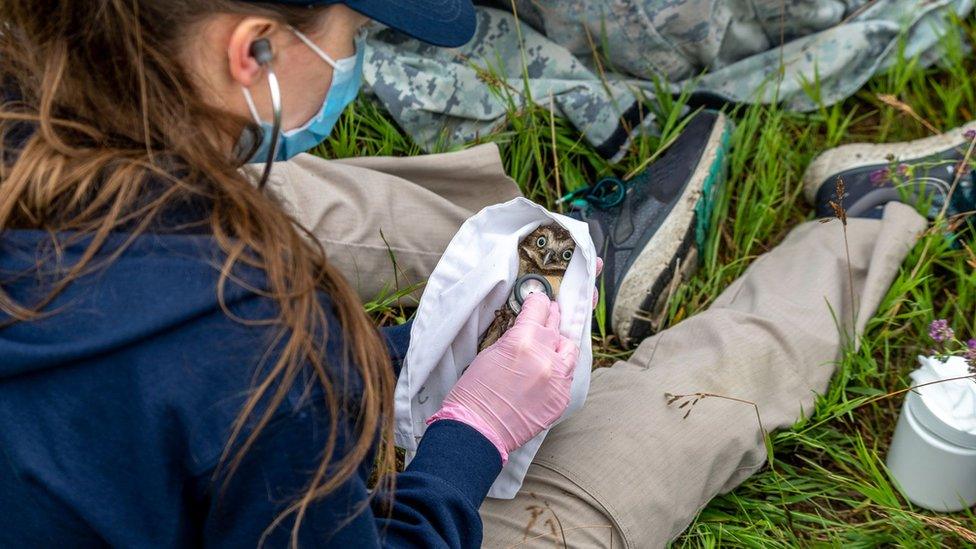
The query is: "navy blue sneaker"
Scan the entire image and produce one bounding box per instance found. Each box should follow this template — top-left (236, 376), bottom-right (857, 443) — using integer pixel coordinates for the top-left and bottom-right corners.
top-left (803, 122), bottom-right (976, 221)
top-left (568, 110), bottom-right (733, 347)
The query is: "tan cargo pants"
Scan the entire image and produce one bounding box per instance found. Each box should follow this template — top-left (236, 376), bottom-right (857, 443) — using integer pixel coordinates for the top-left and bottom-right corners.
top-left (263, 146), bottom-right (927, 547)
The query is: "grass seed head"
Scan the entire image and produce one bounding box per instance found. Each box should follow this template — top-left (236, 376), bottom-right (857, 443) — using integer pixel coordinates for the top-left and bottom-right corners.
top-left (830, 177), bottom-right (849, 225)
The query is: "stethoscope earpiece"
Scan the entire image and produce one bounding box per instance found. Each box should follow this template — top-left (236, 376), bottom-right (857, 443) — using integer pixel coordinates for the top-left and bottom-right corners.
top-left (249, 38), bottom-right (274, 66)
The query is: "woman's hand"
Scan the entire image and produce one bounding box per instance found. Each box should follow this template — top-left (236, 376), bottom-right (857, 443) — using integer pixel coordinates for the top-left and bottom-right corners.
top-left (427, 294), bottom-right (580, 463)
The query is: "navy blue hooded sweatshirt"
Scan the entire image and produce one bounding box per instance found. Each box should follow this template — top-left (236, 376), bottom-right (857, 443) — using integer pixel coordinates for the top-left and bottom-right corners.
top-left (0, 227), bottom-right (502, 547)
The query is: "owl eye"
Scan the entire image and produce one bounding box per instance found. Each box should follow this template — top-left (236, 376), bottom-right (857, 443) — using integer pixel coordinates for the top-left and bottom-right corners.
top-left (536, 236), bottom-right (547, 248)
top-left (561, 249), bottom-right (573, 261)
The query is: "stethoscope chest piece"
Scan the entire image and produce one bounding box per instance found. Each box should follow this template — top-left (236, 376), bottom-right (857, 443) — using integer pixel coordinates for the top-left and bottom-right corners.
top-left (508, 274), bottom-right (554, 314)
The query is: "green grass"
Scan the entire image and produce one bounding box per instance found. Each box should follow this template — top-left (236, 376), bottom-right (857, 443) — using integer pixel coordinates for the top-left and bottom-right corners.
top-left (318, 14), bottom-right (976, 547)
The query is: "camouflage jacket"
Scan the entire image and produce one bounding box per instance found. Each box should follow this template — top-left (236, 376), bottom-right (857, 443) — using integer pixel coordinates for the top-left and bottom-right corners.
top-left (363, 0), bottom-right (971, 160)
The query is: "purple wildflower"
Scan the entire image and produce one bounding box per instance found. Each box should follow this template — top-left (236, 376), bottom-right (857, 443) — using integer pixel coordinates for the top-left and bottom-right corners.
top-left (929, 319), bottom-right (954, 343)
top-left (869, 164), bottom-right (910, 186)
top-left (965, 129), bottom-right (976, 140)
top-left (966, 339), bottom-right (976, 366)
top-left (869, 168), bottom-right (889, 185)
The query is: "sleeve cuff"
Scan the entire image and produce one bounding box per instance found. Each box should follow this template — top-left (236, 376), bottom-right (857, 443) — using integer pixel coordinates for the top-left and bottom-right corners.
top-left (406, 419), bottom-right (503, 508)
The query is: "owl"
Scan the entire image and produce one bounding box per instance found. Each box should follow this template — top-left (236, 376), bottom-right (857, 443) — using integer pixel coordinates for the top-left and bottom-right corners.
top-left (478, 224), bottom-right (576, 351)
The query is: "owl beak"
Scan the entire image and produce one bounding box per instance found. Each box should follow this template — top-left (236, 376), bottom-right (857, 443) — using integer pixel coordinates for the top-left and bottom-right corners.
top-left (542, 250), bottom-right (554, 266)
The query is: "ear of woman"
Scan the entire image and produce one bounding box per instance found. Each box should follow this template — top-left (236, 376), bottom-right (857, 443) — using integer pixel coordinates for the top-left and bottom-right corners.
top-left (226, 18), bottom-right (278, 89)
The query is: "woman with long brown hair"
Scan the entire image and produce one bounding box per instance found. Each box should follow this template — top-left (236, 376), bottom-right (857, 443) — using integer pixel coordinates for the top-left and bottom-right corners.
top-left (0, 0), bottom-right (579, 546)
top-left (0, 0), bottom-right (937, 547)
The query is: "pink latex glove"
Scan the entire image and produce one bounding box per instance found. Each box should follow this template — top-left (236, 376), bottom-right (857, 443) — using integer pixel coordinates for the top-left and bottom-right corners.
top-left (427, 294), bottom-right (580, 463)
top-left (593, 257), bottom-right (604, 308)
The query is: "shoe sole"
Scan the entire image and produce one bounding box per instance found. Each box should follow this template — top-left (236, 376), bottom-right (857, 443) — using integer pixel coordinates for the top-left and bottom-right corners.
top-left (802, 120), bottom-right (976, 204)
top-left (612, 111), bottom-right (732, 347)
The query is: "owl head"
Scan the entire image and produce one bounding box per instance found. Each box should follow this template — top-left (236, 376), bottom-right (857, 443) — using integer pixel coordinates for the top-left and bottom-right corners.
top-left (519, 224), bottom-right (575, 274)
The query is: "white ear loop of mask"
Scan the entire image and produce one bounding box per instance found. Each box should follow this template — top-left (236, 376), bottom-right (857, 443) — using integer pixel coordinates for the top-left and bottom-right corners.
top-left (288, 26), bottom-right (340, 69)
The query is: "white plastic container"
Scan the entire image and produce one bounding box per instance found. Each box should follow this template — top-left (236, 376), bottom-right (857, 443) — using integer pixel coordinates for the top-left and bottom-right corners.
top-left (886, 389), bottom-right (976, 511)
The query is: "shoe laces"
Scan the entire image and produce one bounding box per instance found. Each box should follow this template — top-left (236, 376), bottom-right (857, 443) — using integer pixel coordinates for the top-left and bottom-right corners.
top-left (557, 177), bottom-right (629, 211)
top-left (899, 169), bottom-right (976, 216)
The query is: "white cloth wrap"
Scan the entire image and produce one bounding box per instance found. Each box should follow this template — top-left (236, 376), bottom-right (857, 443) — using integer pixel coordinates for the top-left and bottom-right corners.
top-left (910, 355), bottom-right (976, 435)
top-left (393, 197), bottom-right (596, 498)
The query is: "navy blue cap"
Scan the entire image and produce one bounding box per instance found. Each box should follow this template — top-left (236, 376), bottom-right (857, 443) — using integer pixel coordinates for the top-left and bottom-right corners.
top-left (257, 0), bottom-right (476, 47)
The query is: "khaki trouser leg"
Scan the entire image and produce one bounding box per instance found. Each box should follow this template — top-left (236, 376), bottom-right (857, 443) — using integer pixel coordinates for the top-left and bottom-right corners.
top-left (260, 145), bottom-right (521, 302)
top-left (480, 203), bottom-right (927, 548)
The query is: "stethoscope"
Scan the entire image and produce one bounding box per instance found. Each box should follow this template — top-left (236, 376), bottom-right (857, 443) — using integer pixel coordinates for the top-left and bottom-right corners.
top-left (507, 274), bottom-right (554, 314)
top-left (248, 38), bottom-right (281, 190)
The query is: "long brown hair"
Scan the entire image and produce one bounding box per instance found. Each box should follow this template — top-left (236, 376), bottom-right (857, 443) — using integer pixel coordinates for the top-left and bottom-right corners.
top-left (0, 0), bottom-right (396, 543)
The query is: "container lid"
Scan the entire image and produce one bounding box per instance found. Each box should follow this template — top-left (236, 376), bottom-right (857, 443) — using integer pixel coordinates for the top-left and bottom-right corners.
top-left (907, 390), bottom-right (976, 450)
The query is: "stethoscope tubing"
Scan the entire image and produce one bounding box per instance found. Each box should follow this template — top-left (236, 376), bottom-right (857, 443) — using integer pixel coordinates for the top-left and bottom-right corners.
top-left (256, 65), bottom-right (282, 190)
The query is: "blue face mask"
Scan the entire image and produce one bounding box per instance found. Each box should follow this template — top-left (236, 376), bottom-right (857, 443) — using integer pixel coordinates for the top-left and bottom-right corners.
top-left (243, 29), bottom-right (365, 163)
